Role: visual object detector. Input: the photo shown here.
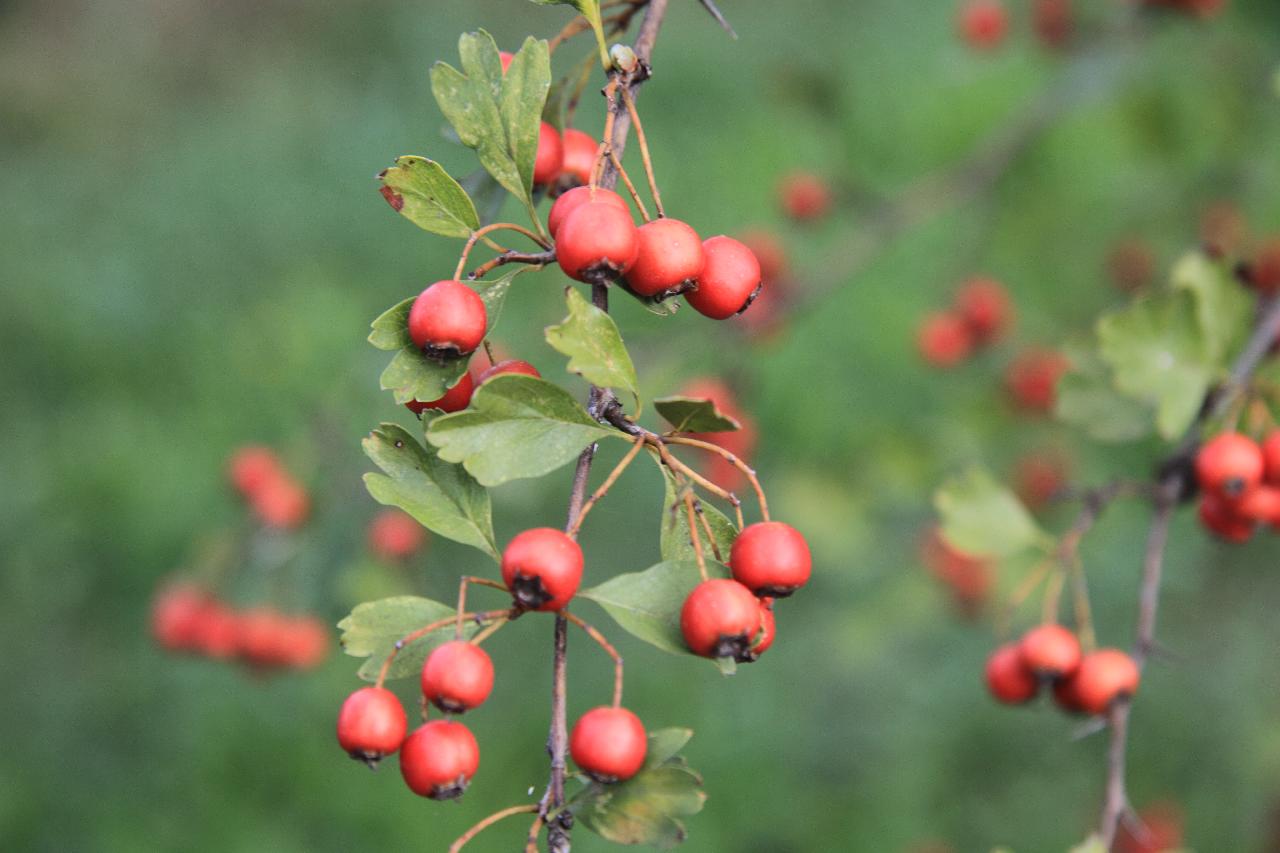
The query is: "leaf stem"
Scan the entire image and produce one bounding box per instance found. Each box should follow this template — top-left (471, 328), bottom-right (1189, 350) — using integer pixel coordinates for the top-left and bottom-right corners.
top-left (664, 434), bottom-right (768, 521)
top-left (448, 804), bottom-right (540, 853)
top-left (374, 609), bottom-right (509, 689)
top-left (566, 435), bottom-right (648, 539)
top-left (619, 88), bottom-right (663, 218)
top-left (563, 610), bottom-right (625, 707)
top-left (455, 222), bottom-right (552, 281)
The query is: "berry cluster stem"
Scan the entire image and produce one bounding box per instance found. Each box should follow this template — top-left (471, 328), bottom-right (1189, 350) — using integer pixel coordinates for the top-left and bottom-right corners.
top-left (448, 804), bottom-right (540, 853)
top-left (374, 609), bottom-right (509, 689)
top-left (562, 610), bottom-right (625, 707)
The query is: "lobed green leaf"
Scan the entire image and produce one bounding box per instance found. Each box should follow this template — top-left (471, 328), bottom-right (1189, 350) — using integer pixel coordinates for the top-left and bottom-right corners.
top-left (571, 762), bottom-right (707, 849)
top-left (338, 595), bottom-right (478, 682)
top-left (654, 396), bottom-right (741, 434)
top-left (658, 467), bottom-right (738, 564)
top-left (545, 287), bottom-right (641, 407)
top-left (1053, 341), bottom-right (1155, 443)
top-left (934, 467), bottom-right (1045, 559)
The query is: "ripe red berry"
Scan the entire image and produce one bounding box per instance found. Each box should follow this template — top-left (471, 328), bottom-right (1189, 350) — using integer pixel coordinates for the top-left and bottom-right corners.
top-left (151, 584), bottom-right (208, 652)
top-left (680, 578), bottom-right (763, 661)
top-left (407, 371), bottom-right (475, 415)
top-left (228, 446), bottom-right (282, 497)
top-left (408, 281), bottom-right (487, 359)
top-left (1052, 671), bottom-right (1088, 714)
top-left (191, 599), bottom-right (240, 660)
top-left (1198, 491), bottom-right (1254, 542)
top-left (953, 277), bottom-right (1013, 345)
top-left (478, 359), bottom-right (541, 384)
top-left (238, 606), bottom-right (293, 667)
top-left (369, 509), bottom-right (427, 561)
top-left (501, 528), bottom-right (584, 611)
top-left (1070, 648), bottom-right (1140, 715)
top-left (285, 616), bottom-right (330, 670)
top-left (399, 719), bottom-right (479, 799)
top-left (337, 686), bottom-right (408, 764)
top-left (751, 599), bottom-right (776, 659)
top-left (1236, 485), bottom-right (1280, 526)
top-left (919, 527), bottom-right (993, 615)
top-left (1246, 238), bottom-right (1280, 294)
top-left (1013, 451), bottom-right (1069, 510)
top-left (958, 0), bottom-right (1008, 50)
top-left (625, 218), bottom-right (706, 297)
top-left (560, 128), bottom-right (598, 186)
top-left (555, 201), bottom-right (639, 283)
top-left (729, 521), bottom-right (812, 598)
top-left (250, 477), bottom-right (310, 530)
top-left (985, 643), bottom-right (1039, 704)
top-left (1005, 348), bottom-right (1068, 413)
top-left (778, 172), bottom-right (832, 222)
top-left (570, 706), bottom-right (648, 782)
top-left (1106, 238), bottom-right (1156, 293)
top-left (1033, 0), bottom-right (1072, 49)
top-left (1018, 624), bottom-right (1081, 678)
top-left (1195, 432), bottom-right (1264, 498)
top-left (687, 235), bottom-right (762, 320)
top-left (547, 186), bottom-right (628, 239)
top-left (421, 640), bottom-right (494, 713)
top-left (533, 121), bottom-right (564, 186)
top-left (1116, 801), bottom-right (1184, 853)
top-left (917, 311), bottom-right (974, 368)
top-left (1262, 431), bottom-right (1280, 484)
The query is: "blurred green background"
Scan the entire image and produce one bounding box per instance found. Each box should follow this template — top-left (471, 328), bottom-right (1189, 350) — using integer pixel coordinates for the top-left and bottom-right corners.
top-left (4, 0), bottom-right (1280, 850)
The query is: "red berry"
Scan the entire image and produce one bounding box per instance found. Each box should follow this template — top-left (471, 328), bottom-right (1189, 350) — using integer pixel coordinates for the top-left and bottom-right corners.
top-left (560, 128), bottom-right (598, 186)
top-left (498, 51), bottom-right (514, 74)
top-left (678, 377), bottom-right (758, 493)
top-left (953, 277), bottom-right (1013, 345)
top-left (555, 201), bottom-right (639, 283)
top-left (1247, 237), bottom-right (1280, 294)
top-left (1018, 624), bottom-right (1081, 678)
top-left (408, 280), bottom-right (487, 359)
top-left (1236, 485), bottom-right (1280, 526)
top-left (399, 719), bottom-right (479, 799)
top-left (1198, 491), bottom-right (1255, 542)
top-left (958, 0), bottom-right (1008, 50)
top-left (407, 371), bottom-right (475, 415)
top-left (369, 509), bottom-right (427, 560)
top-left (501, 528), bottom-right (584, 611)
top-left (1116, 801), bottom-right (1184, 853)
top-left (570, 706), bottom-right (648, 782)
top-left (917, 312), bottom-right (974, 368)
top-left (250, 477), bottom-right (310, 530)
top-left (985, 643), bottom-right (1039, 704)
top-left (687, 235), bottom-right (762, 320)
top-left (533, 122), bottom-right (564, 186)
top-left (547, 186), bottom-right (628, 239)
top-left (1199, 200), bottom-right (1246, 256)
top-left (751, 599), bottom-right (776, 658)
top-left (478, 359), bottom-right (541, 384)
top-left (1195, 432), bottom-right (1264, 498)
top-left (285, 616), bottom-right (330, 670)
top-left (729, 521), bottom-right (811, 598)
top-left (1106, 238), bottom-right (1156, 293)
top-left (337, 686), bottom-right (408, 764)
top-left (1052, 671), bottom-right (1088, 714)
top-left (778, 172), bottom-right (832, 222)
top-left (919, 527), bottom-right (993, 615)
top-left (191, 599), bottom-right (240, 660)
top-left (1262, 431), bottom-right (1280, 484)
top-left (151, 583), bottom-right (208, 651)
top-left (228, 446), bottom-right (282, 497)
top-left (1033, 0), bottom-right (1072, 49)
top-left (421, 640), bottom-right (494, 713)
top-left (1013, 451), bottom-right (1069, 511)
top-left (680, 578), bottom-right (763, 661)
top-left (625, 218), bottom-right (706, 297)
top-left (738, 229), bottom-right (788, 283)
top-left (1005, 348), bottom-right (1068, 413)
top-left (238, 606), bottom-right (292, 667)
top-left (1070, 648), bottom-right (1140, 715)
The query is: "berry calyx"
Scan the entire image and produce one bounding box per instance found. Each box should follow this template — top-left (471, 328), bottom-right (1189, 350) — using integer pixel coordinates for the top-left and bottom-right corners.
top-left (1051, 671), bottom-right (1088, 715)
top-left (1195, 432), bottom-right (1264, 499)
top-left (399, 719), bottom-right (479, 799)
top-left (421, 640), bottom-right (495, 713)
top-left (560, 128), bottom-right (599, 186)
top-left (985, 643), bottom-right (1039, 704)
top-left (1017, 623), bottom-right (1081, 679)
top-left (407, 280), bottom-right (487, 360)
top-left (500, 528), bottom-right (584, 611)
top-left (958, 0), bottom-right (1008, 50)
top-left (680, 578), bottom-right (763, 661)
top-left (569, 706), bottom-right (648, 782)
top-left (533, 122), bottom-right (564, 186)
top-left (407, 371), bottom-right (475, 415)
top-left (547, 186), bottom-right (629, 239)
top-left (1198, 491), bottom-right (1254, 543)
top-left (953, 277), bottom-right (1013, 345)
top-left (917, 312), bottom-right (974, 368)
top-left (478, 359), bottom-right (541, 384)
top-left (729, 521), bottom-right (812, 598)
top-left (337, 686), bottom-right (408, 766)
top-left (625, 217), bottom-right (706, 297)
top-left (686, 235), bottom-right (762, 320)
top-left (555, 201), bottom-right (640, 282)
top-left (1068, 649), bottom-right (1140, 715)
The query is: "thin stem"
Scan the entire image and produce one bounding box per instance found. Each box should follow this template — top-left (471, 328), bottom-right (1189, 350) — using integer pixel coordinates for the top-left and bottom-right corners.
top-left (456, 576), bottom-right (508, 638)
top-left (467, 249), bottom-right (556, 282)
top-left (563, 610), bottom-right (625, 707)
top-left (454, 223), bottom-right (552, 281)
top-left (449, 804), bottom-right (540, 853)
top-left (1041, 568), bottom-right (1065, 625)
top-left (374, 609), bottom-right (509, 689)
top-left (606, 147), bottom-right (652, 221)
top-left (664, 435), bottom-right (768, 521)
top-left (997, 557), bottom-right (1052, 639)
top-left (683, 489), bottom-right (709, 581)
top-left (566, 436), bottom-right (648, 539)
top-left (693, 500), bottom-right (724, 562)
top-left (619, 88), bottom-right (663, 217)
top-left (471, 613), bottom-right (513, 646)
top-left (1069, 556), bottom-right (1097, 653)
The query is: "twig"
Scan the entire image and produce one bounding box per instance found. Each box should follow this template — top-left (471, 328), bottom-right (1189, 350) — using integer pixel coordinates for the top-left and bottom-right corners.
top-left (619, 88), bottom-right (664, 217)
top-left (374, 610), bottom-right (509, 689)
top-left (563, 610), bottom-right (625, 707)
top-left (683, 488), bottom-right (710, 582)
top-left (664, 434), bottom-right (768, 521)
top-left (449, 804), bottom-right (540, 853)
top-left (566, 435), bottom-right (648, 539)
top-left (466, 250), bottom-right (555, 281)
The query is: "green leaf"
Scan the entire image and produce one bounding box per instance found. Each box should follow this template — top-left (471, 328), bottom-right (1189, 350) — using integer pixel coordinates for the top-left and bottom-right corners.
top-left (1170, 250), bottom-right (1252, 363)
top-left (572, 764), bottom-right (707, 849)
top-left (469, 265), bottom-right (527, 339)
top-left (1097, 291), bottom-right (1214, 440)
top-left (1054, 341), bottom-right (1155, 443)
top-left (654, 396), bottom-right (741, 434)
top-left (426, 374), bottom-right (617, 486)
top-left (545, 288), bottom-right (641, 407)
top-left (934, 467), bottom-right (1045, 559)
top-left (580, 560), bottom-right (726, 656)
top-left (499, 36), bottom-right (552, 196)
top-left (369, 297), bottom-right (415, 351)
top-left (338, 595), bottom-right (478, 682)
top-left (362, 424), bottom-right (497, 559)
top-left (643, 728), bottom-right (693, 770)
top-left (658, 467), bottom-right (738, 564)
top-left (377, 156), bottom-right (479, 238)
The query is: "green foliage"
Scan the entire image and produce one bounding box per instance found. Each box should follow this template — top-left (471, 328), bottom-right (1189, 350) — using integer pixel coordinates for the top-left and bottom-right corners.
top-left (545, 287), bottom-right (641, 407)
top-left (580, 560), bottom-right (726, 656)
top-left (934, 467), bottom-right (1045, 559)
top-left (654, 396), bottom-right (741, 434)
top-left (1055, 342), bottom-right (1156, 443)
top-left (339, 595), bottom-right (477, 681)
top-left (658, 468), bottom-right (738, 564)
top-left (377, 156), bottom-right (479, 239)
top-left (362, 424), bottom-right (498, 560)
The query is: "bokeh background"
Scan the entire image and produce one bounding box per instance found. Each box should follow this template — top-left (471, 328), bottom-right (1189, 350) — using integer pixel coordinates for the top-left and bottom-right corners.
top-left (4, 0), bottom-right (1280, 850)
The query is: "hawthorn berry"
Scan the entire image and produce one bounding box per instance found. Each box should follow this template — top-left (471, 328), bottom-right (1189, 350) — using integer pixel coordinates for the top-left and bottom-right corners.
top-left (686, 235), bottom-right (762, 320)
top-left (1018, 623), bottom-right (1081, 679)
top-left (625, 217), bottom-right (706, 297)
top-left (1051, 671), bottom-right (1088, 714)
top-left (958, 0), bottom-right (1008, 51)
top-left (778, 171), bottom-right (832, 222)
top-left (679, 377), bottom-right (758, 493)
top-left (533, 121), bottom-right (564, 186)
top-left (500, 527), bottom-right (584, 611)
top-left (190, 599), bottom-right (240, 660)
top-left (1246, 238), bottom-right (1280, 294)
top-left (751, 599), bottom-right (776, 659)
top-left (560, 127), bottom-right (598, 186)
top-left (680, 578), bottom-right (763, 662)
top-left (953, 277), bottom-right (1012, 345)
top-left (421, 640), bottom-right (495, 713)
top-left (407, 280), bottom-right (487, 359)
top-left (1262, 431), bottom-right (1280, 484)
top-left (337, 686), bottom-right (408, 765)
top-left (1005, 348), bottom-right (1068, 413)
top-left (407, 371), bottom-right (475, 415)
top-left (250, 477), bottom-right (310, 530)
top-left (228, 446), bottom-right (282, 497)
top-left (1198, 491), bottom-right (1254, 543)
top-left (1237, 485), bottom-right (1280, 526)
top-left (570, 706), bottom-right (648, 782)
top-left (1033, 0), bottom-right (1072, 50)
top-left (285, 616), bottom-right (330, 670)
top-left (238, 606), bottom-right (293, 667)
top-left (547, 186), bottom-right (629, 239)
top-left (151, 584), bottom-right (208, 651)
top-left (478, 359), bottom-right (541, 384)
top-left (1013, 451), bottom-right (1069, 510)
top-left (555, 201), bottom-right (640, 282)
top-left (1069, 648), bottom-right (1140, 715)
top-left (985, 643), bottom-right (1039, 704)
top-left (729, 521), bottom-right (812, 598)
top-left (1195, 432), bottom-right (1264, 498)
top-left (919, 527), bottom-right (993, 615)
top-left (399, 719), bottom-right (479, 799)
top-left (369, 509), bottom-right (427, 561)
top-left (916, 312), bottom-right (974, 368)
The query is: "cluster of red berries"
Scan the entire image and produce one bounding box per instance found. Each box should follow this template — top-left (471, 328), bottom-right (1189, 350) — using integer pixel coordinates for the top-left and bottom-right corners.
top-left (1194, 431), bottom-right (1280, 542)
top-left (404, 317), bottom-right (542, 415)
top-left (368, 508), bottom-right (429, 562)
top-left (228, 445), bottom-right (310, 530)
top-left (986, 624), bottom-right (1140, 715)
top-left (152, 583), bottom-right (329, 670)
top-left (919, 527), bottom-right (994, 617)
top-left (957, 0), bottom-right (1075, 53)
top-left (916, 276), bottom-right (1013, 367)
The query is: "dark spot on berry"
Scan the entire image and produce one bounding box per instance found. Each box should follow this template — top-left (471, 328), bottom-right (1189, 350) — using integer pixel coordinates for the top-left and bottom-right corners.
top-left (509, 573), bottom-right (554, 610)
top-left (754, 583), bottom-right (798, 599)
top-left (428, 776), bottom-right (471, 801)
top-left (711, 632), bottom-right (753, 663)
top-left (735, 281), bottom-right (764, 316)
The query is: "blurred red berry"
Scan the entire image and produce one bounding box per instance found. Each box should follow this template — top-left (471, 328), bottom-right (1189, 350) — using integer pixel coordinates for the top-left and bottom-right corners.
top-left (1106, 238), bottom-right (1156, 293)
top-left (917, 311), bottom-right (974, 368)
top-left (958, 0), bottom-right (1008, 50)
top-left (778, 172), bottom-right (832, 222)
top-left (368, 509), bottom-right (427, 561)
top-left (1005, 348), bottom-right (1067, 413)
top-left (953, 277), bottom-right (1013, 345)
